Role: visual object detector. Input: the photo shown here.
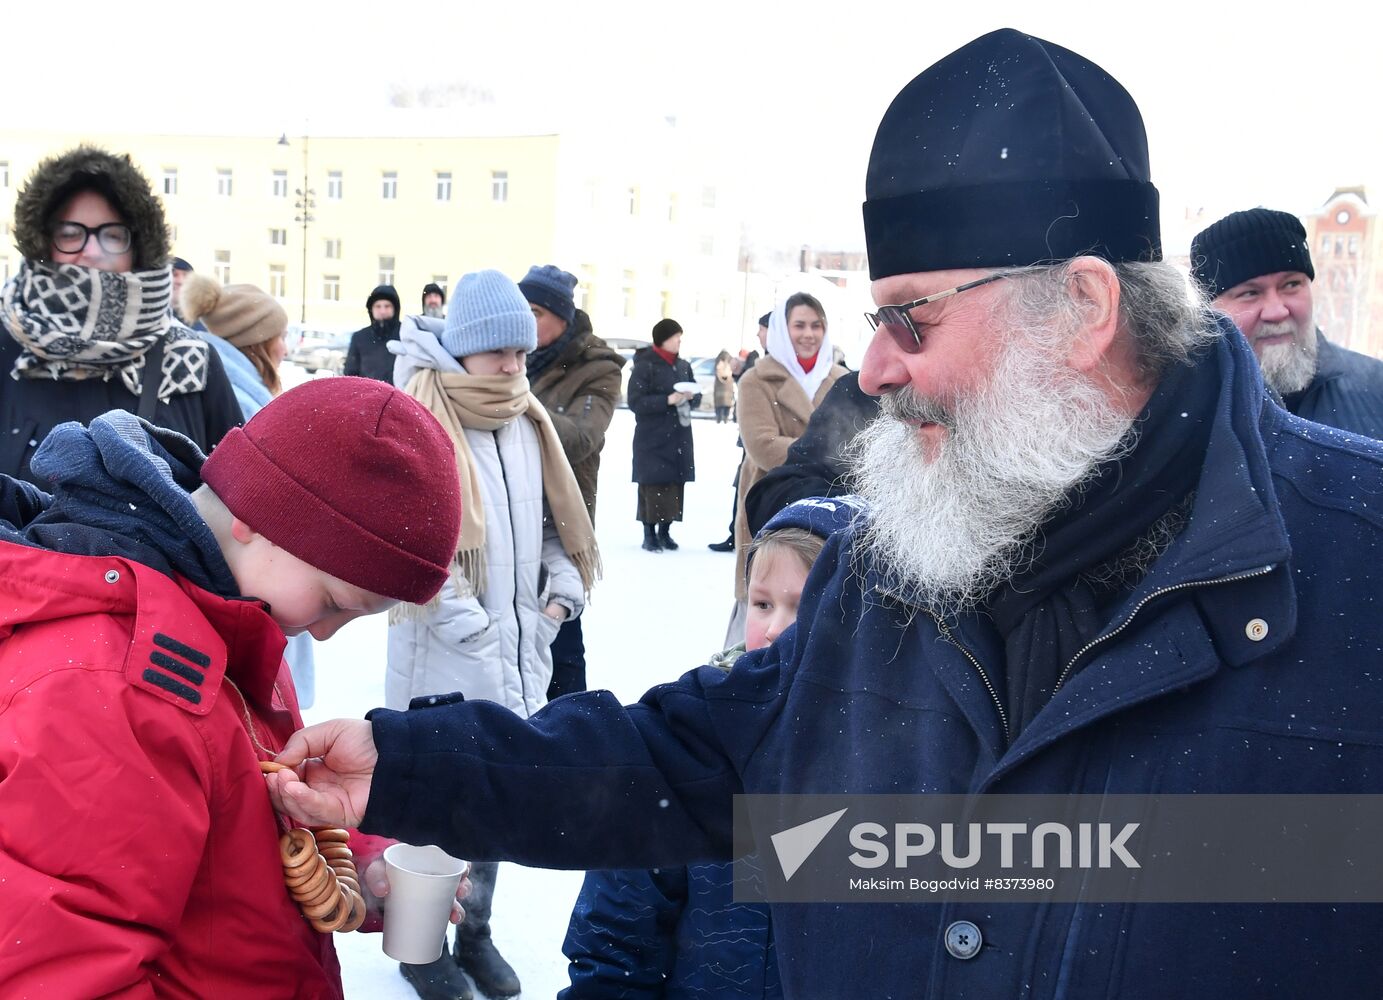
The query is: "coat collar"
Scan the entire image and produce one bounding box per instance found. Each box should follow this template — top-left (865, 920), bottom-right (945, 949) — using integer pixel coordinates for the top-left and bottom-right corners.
top-left (861, 321), bottom-right (1298, 767)
top-left (0, 539), bottom-right (287, 722)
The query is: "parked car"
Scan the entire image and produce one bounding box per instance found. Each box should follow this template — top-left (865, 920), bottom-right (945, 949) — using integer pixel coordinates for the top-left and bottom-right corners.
top-left (686, 356), bottom-right (718, 412)
top-left (286, 325), bottom-right (350, 375)
top-left (606, 337), bottom-right (651, 408)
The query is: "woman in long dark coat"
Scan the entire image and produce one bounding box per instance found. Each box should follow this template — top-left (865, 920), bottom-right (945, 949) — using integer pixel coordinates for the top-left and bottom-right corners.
top-left (627, 318), bottom-right (700, 552)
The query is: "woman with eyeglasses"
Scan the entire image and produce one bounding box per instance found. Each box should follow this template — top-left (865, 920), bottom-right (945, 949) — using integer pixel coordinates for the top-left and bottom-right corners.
top-left (727, 292), bottom-right (847, 642)
top-left (0, 146), bottom-right (241, 485)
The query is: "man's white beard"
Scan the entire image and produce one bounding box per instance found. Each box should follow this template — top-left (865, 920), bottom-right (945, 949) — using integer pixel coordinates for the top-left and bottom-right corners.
top-left (423, 305), bottom-right (445, 319)
top-left (850, 325), bottom-right (1138, 616)
top-left (1255, 320), bottom-right (1317, 395)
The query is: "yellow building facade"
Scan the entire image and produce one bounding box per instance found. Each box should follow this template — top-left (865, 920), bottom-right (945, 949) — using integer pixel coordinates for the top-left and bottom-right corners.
top-left (0, 123), bottom-right (747, 354)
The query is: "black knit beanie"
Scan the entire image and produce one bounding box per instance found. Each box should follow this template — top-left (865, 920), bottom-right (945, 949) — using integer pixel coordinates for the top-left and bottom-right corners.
top-left (651, 318), bottom-right (683, 346)
top-left (1189, 208), bottom-right (1315, 300)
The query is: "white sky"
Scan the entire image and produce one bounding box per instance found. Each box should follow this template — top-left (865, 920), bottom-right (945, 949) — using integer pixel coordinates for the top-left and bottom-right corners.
top-left (4, 0), bottom-right (1378, 252)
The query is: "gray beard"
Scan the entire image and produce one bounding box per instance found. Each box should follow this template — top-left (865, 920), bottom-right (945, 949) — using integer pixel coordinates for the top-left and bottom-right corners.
top-left (849, 331), bottom-right (1137, 617)
top-left (423, 305), bottom-right (445, 319)
top-left (1256, 321), bottom-right (1317, 396)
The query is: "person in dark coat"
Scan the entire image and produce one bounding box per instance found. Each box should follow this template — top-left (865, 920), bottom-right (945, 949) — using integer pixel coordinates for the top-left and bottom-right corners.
top-left (743, 370), bottom-right (880, 535)
top-left (1190, 207), bottom-right (1383, 439)
top-left (344, 284), bottom-right (402, 382)
top-left (273, 29), bottom-right (1383, 999)
top-left (628, 318), bottom-right (699, 552)
top-left (519, 264), bottom-right (625, 700)
top-left (710, 313), bottom-right (773, 551)
top-left (0, 147), bottom-right (242, 485)
top-left (421, 281), bottom-right (446, 319)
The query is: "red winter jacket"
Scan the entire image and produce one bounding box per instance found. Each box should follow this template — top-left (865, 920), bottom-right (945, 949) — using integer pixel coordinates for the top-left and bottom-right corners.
top-left (0, 539), bottom-right (346, 998)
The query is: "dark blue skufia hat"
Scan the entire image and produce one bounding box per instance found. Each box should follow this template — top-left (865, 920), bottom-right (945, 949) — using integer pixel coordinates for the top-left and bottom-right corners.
top-left (862, 28), bottom-right (1161, 280)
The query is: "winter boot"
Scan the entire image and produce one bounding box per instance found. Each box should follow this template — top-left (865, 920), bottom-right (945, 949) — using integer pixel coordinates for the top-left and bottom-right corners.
top-left (657, 522), bottom-right (679, 550)
top-left (453, 927), bottom-right (521, 999)
top-left (707, 534), bottom-right (735, 552)
top-left (398, 939), bottom-right (475, 1000)
top-left (642, 522), bottom-right (663, 552)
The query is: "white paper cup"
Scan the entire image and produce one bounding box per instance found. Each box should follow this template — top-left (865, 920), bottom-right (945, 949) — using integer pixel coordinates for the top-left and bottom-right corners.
top-left (381, 844), bottom-right (468, 964)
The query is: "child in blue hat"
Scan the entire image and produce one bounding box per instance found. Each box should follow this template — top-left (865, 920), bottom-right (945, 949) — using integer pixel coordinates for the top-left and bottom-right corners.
top-left (559, 495), bottom-right (864, 999)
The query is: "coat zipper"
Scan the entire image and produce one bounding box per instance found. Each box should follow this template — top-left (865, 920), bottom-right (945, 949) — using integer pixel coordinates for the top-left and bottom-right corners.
top-left (914, 562), bottom-right (1276, 749)
top-left (492, 428), bottom-right (532, 711)
top-left (1052, 564), bottom-right (1276, 692)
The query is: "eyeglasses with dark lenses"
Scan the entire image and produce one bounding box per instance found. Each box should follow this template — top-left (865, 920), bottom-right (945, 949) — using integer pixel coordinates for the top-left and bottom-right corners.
top-left (51, 221), bottom-right (133, 257)
top-left (863, 273), bottom-right (1010, 354)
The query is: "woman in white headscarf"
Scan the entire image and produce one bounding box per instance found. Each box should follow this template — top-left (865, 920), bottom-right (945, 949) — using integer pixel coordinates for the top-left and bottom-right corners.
top-left (728, 291), bottom-right (847, 640)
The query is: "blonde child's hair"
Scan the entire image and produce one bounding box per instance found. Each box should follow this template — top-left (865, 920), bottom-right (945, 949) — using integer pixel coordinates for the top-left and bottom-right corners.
top-left (745, 527), bottom-right (826, 582)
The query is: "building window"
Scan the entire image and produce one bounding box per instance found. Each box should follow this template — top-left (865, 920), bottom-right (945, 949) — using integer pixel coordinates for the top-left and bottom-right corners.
top-left (578, 265), bottom-right (595, 311)
top-left (627, 187), bottom-right (639, 216)
top-left (162, 169), bottom-right (177, 195)
top-left (667, 193), bottom-right (677, 223)
top-left (1336, 236), bottom-right (1345, 255)
top-left (382, 171), bottom-right (398, 200)
top-left (324, 238), bottom-right (341, 259)
top-left (268, 265), bottom-right (286, 298)
top-left (378, 255), bottom-right (396, 286)
top-left (269, 228), bottom-right (287, 246)
top-left (323, 275), bottom-right (341, 302)
top-left (216, 169), bottom-right (233, 197)
top-left (1349, 235), bottom-right (1359, 256)
top-left (0, 162), bottom-right (8, 188)
top-left (1320, 233), bottom-right (1332, 255)
top-left (214, 250), bottom-right (231, 284)
top-left (622, 269), bottom-right (636, 319)
top-left (435, 171), bottom-right (452, 202)
top-left (169, 225), bottom-right (178, 242)
top-left (491, 170), bottom-right (508, 203)
top-left (327, 171), bottom-right (343, 200)
top-left (431, 274), bottom-right (448, 295)
top-left (701, 185), bottom-right (716, 209)
top-left (272, 170), bottom-right (288, 198)
top-left (660, 290), bottom-right (672, 318)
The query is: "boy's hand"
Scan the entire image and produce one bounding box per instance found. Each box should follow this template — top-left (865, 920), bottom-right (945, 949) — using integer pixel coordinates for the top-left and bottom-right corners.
top-left (363, 857), bottom-right (472, 925)
top-left (267, 719), bottom-right (377, 827)
top-left (542, 601), bottom-right (568, 622)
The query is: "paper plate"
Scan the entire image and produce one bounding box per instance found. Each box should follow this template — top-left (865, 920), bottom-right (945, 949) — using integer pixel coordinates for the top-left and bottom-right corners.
top-left (673, 381), bottom-right (700, 393)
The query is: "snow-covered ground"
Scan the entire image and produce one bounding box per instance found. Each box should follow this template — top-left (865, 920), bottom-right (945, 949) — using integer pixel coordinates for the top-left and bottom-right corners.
top-left (303, 405), bottom-right (746, 998)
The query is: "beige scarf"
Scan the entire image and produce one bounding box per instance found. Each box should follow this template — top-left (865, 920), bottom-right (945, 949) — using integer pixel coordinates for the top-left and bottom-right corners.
top-left (403, 368), bottom-right (600, 605)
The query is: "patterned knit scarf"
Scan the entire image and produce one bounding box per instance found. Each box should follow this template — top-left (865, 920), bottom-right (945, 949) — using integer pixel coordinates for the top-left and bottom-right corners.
top-left (2, 260), bottom-right (209, 400)
top-left (403, 367), bottom-right (601, 604)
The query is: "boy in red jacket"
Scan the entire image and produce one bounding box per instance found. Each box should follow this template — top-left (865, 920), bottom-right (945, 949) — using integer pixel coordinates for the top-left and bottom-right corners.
top-left (0, 377), bottom-right (461, 998)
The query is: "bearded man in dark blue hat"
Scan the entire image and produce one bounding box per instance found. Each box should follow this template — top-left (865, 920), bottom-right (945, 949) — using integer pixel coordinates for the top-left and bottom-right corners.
top-left (268, 29), bottom-right (1383, 999)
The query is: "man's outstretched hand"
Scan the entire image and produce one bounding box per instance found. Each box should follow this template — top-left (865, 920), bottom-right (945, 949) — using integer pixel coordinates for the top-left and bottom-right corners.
top-left (267, 719), bottom-right (378, 828)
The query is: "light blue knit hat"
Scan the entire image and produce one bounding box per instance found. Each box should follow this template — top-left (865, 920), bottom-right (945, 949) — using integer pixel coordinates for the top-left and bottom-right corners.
top-left (441, 269), bottom-right (537, 358)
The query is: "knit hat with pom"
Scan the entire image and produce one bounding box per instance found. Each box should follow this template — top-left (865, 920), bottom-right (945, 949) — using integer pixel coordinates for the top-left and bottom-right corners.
top-left (180, 274), bottom-right (287, 347)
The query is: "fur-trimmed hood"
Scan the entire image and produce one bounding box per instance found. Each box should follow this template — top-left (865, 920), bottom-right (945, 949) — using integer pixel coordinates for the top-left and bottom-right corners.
top-left (12, 146), bottom-right (170, 271)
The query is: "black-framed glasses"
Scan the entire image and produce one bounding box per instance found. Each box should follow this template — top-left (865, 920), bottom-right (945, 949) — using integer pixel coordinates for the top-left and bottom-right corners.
top-left (863, 273), bottom-right (1009, 354)
top-left (51, 221), bottom-right (133, 257)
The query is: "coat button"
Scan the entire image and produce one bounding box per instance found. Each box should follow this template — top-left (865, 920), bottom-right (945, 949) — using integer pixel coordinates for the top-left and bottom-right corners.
top-left (944, 920), bottom-right (982, 960)
top-left (1245, 618), bottom-right (1269, 641)
top-left (103, 569), bottom-right (121, 584)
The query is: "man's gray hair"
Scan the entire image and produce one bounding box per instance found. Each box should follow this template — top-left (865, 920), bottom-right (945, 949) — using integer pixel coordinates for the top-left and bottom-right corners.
top-left (997, 260), bottom-right (1221, 384)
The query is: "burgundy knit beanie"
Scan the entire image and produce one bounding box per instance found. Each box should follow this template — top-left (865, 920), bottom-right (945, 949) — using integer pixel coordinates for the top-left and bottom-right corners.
top-left (202, 377), bottom-right (461, 604)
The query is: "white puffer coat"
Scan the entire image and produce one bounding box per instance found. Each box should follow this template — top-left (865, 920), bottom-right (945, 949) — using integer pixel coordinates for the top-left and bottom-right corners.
top-left (386, 415), bottom-right (585, 718)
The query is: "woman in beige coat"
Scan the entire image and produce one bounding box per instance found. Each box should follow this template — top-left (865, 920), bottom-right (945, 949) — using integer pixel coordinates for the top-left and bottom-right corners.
top-left (729, 292), bottom-right (846, 638)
